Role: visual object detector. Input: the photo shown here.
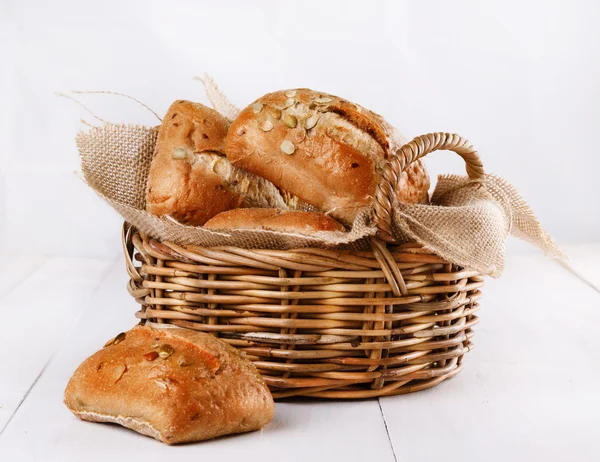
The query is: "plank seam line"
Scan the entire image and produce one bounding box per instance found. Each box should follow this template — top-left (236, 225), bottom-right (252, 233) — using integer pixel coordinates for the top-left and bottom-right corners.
top-left (0, 256), bottom-right (119, 439)
top-left (557, 260), bottom-right (600, 295)
top-left (0, 257), bottom-right (47, 303)
top-left (378, 399), bottom-right (399, 462)
top-left (0, 361), bottom-right (49, 439)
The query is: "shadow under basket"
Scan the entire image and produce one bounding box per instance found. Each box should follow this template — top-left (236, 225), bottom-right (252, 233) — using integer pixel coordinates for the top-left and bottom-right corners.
top-left (124, 133), bottom-right (486, 399)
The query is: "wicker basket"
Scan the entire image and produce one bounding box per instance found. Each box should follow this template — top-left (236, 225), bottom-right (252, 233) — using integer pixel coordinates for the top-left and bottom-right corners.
top-left (124, 133), bottom-right (486, 399)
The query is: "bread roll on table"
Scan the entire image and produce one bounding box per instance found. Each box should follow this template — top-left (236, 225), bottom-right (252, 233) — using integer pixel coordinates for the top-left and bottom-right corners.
top-left (64, 325), bottom-right (274, 444)
top-left (225, 89), bottom-right (430, 225)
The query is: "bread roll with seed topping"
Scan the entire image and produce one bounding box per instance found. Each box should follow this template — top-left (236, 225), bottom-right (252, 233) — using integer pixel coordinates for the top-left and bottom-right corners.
top-left (225, 89), bottom-right (430, 225)
top-left (204, 208), bottom-right (346, 234)
top-left (64, 325), bottom-right (274, 444)
top-left (146, 100), bottom-right (297, 226)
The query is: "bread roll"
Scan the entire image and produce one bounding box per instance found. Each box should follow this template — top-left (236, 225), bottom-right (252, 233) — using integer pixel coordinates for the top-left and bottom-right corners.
top-left (225, 89), bottom-right (430, 225)
top-left (146, 100), bottom-right (296, 226)
top-left (204, 208), bottom-right (345, 234)
top-left (64, 325), bottom-right (274, 444)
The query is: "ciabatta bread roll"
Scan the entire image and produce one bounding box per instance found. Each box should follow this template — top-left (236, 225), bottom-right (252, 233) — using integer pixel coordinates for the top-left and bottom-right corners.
top-left (204, 208), bottom-right (345, 234)
top-left (225, 89), bottom-right (430, 225)
top-left (64, 325), bottom-right (274, 444)
top-left (146, 100), bottom-right (296, 226)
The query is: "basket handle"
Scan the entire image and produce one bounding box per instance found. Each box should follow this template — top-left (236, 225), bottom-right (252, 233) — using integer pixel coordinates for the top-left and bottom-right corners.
top-left (373, 132), bottom-right (485, 242)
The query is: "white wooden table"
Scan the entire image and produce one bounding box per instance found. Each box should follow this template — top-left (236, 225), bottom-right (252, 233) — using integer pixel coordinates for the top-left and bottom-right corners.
top-left (1, 247), bottom-right (599, 462)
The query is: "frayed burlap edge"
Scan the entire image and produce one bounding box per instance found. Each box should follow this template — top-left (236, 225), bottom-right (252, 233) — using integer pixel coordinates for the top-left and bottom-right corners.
top-left (76, 123), bottom-right (378, 251)
top-left (73, 89), bottom-right (563, 276)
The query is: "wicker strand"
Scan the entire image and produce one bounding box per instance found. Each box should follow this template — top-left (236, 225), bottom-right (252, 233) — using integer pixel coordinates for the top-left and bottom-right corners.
top-left (121, 132), bottom-right (486, 398)
top-left (374, 132), bottom-right (485, 242)
top-left (124, 228), bottom-right (482, 398)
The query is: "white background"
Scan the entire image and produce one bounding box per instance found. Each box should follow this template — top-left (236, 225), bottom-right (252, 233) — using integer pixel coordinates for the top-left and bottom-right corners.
top-left (1, 0), bottom-right (598, 258)
top-left (1, 3), bottom-right (600, 460)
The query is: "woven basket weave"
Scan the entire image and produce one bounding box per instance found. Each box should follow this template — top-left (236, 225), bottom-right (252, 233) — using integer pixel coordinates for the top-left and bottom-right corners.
top-left (125, 133), bottom-right (486, 399)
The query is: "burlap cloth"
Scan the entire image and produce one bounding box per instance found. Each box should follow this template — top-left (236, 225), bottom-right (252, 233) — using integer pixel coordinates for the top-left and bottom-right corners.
top-left (74, 85), bottom-right (563, 278)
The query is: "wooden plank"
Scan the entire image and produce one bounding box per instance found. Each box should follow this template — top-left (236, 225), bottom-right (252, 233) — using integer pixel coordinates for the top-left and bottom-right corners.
top-left (0, 258), bottom-right (395, 462)
top-left (0, 257), bottom-right (115, 432)
top-left (0, 256), bottom-right (44, 299)
top-left (379, 254), bottom-right (600, 462)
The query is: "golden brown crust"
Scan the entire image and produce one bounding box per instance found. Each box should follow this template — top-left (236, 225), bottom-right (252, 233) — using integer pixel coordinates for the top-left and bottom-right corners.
top-left (398, 161), bottom-right (430, 204)
top-left (146, 101), bottom-right (238, 225)
top-left (225, 89), bottom-right (429, 224)
top-left (204, 208), bottom-right (346, 234)
top-left (368, 111), bottom-right (430, 204)
top-left (64, 325), bottom-right (274, 444)
top-left (145, 100), bottom-right (293, 226)
top-left (327, 99), bottom-right (392, 155)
